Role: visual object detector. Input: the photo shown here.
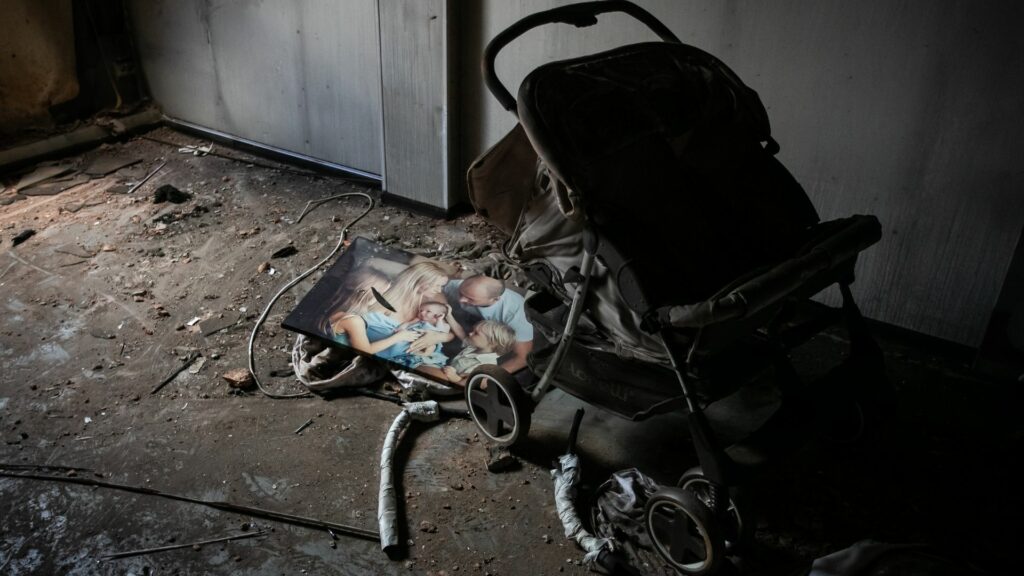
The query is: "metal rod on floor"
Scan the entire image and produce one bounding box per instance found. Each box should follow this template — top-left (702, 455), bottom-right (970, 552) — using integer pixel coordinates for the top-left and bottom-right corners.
top-left (0, 469), bottom-right (379, 542)
top-left (100, 530), bottom-right (267, 561)
top-left (126, 160), bottom-right (166, 194)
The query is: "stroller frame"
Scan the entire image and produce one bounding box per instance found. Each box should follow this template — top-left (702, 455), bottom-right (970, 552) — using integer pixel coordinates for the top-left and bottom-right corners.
top-left (465, 2), bottom-right (885, 574)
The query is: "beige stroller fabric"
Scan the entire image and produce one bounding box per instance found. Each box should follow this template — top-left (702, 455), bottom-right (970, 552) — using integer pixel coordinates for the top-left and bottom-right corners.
top-left (469, 125), bottom-right (668, 364)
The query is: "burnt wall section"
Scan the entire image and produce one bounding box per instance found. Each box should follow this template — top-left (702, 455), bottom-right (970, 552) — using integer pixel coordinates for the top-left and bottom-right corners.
top-left (0, 0), bottom-right (79, 136)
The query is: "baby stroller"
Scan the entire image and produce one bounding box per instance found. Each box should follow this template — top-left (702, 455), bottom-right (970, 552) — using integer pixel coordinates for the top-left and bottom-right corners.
top-left (462, 2), bottom-right (884, 573)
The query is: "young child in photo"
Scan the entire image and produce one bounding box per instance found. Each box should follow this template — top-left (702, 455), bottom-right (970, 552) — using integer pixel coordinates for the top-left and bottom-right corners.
top-left (385, 301), bottom-right (453, 369)
top-left (418, 320), bottom-right (515, 386)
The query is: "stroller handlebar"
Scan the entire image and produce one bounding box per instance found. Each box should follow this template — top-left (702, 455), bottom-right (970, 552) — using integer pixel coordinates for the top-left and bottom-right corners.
top-left (482, 0), bottom-right (681, 114)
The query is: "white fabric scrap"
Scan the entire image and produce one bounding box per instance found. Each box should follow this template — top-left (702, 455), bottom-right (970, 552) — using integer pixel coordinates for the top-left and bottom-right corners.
top-left (551, 453), bottom-right (613, 563)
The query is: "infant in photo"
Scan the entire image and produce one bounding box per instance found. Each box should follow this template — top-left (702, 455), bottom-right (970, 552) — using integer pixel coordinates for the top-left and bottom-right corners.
top-left (385, 301), bottom-right (453, 369)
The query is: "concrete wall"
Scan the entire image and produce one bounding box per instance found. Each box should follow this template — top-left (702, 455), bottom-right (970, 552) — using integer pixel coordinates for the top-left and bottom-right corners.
top-left (460, 0), bottom-right (1024, 347)
top-left (0, 0), bottom-right (78, 136)
top-left (129, 0), bottom-right (384, 176)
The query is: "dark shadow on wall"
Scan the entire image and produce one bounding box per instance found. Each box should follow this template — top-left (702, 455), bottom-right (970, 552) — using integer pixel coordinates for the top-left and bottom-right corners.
top-left (458, 0), bottom-right (487, 206)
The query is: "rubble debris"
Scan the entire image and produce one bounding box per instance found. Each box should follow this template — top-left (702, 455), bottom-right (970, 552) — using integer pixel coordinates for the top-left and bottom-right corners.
top-left (188, 357), bottom-right (207, 375)
top-left (271, 245), bottom-right (298, 259)
top-left (62, 199), bottom-right (104, 213)
top-left (84, 156), bottom-right (141, 176)
top-left (55, 245), bottom-right (97, 259)
top-left (13, 164), bottom-right (76, 191)
top-left (21, 174), bottom-right (91, 196)
top-left (0, 191), bottom-right (25, 205)
top-left (222, 368), bottom-right (255, 390)
top-left (200, 311), bottom-right (243, 337)
top-left (88, 328), bottom-right (116, 340)
top-left (12, 230), bottom-right (36, 246)
top-left (152, 204), bottom-right (209, 224)
top-left (153, 184), bottom-right (192, 204)
top-left (485, 445), bottom-right (519, 473)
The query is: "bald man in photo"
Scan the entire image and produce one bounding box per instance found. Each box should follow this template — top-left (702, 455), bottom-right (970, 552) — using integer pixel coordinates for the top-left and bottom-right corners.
top-left (409, 274), bottom-right (533, 374)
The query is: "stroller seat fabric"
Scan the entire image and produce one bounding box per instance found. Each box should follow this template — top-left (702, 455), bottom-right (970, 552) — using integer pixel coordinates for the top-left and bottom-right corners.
top-left (517, 42), bottom-right (820, 311)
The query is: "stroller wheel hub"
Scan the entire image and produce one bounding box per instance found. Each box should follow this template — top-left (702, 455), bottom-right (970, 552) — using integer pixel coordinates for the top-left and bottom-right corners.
top-left (645, 487), bottom-right (724, 575)
top-left (465, 365), bottom-right (531, 447)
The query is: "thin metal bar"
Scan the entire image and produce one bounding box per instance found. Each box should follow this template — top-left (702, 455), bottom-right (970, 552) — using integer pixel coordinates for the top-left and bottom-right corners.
top-left (659, 330), bottom-right (698, 413)
top-left (531, 249), bottom-right (596, 402)
top-left (127, 161), bottom-right (166, 194)
top-left (100, 530), bottom-right (266, 560)
top-left (150, 352), bottom-right (199, 395)
top-left (0, 470), bottom-right (379, 541)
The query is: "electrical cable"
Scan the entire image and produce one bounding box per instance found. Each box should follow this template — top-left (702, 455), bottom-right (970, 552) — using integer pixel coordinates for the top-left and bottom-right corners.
top-left (248, 192), bottom-right (375, 399)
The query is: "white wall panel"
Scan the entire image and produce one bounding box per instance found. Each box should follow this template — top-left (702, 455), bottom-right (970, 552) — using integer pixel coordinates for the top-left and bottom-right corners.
top-left (130, 0), bottom-right (383, 175)
top-left (378, 0), bottom-right (456, 209)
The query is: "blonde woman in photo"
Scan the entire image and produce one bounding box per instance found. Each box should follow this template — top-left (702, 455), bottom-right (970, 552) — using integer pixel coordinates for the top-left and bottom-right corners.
top-left (332, 261), bottom-right (451, 356)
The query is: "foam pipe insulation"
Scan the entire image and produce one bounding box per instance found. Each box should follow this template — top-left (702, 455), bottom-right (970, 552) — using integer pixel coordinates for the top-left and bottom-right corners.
top-left (378, 401), bottom-right (441, 551)
top-left (551, 453), bottom-right (613, 564)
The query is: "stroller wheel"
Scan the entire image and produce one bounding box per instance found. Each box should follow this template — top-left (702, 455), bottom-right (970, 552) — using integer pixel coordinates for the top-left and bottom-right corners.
top-left (678, 467), bottom-right (753, 554)
top-left (645, 487), bottom-right (724, 575)
top-left (465, 365), bottom-right (531, 447)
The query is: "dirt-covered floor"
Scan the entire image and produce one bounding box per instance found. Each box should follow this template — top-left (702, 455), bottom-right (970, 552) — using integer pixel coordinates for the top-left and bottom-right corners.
top-left (1, 128), bottom-right (1020, 575)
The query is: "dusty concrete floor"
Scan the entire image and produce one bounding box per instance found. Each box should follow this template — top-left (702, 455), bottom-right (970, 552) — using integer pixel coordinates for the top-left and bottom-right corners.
top-left (1, 128), bottom-right (1020, 575)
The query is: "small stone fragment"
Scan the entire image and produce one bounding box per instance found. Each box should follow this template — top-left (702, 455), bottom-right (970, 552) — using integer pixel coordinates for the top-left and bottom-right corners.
top-left (222, 368), bottom-right (255, 389)
top-left (485, 444), bottom-right (518, 472)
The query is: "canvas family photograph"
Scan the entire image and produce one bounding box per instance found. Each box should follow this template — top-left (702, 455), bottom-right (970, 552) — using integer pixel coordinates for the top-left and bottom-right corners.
top-left (283, 237), bottom-right (533, 387)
